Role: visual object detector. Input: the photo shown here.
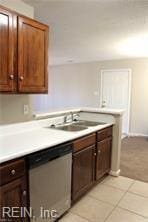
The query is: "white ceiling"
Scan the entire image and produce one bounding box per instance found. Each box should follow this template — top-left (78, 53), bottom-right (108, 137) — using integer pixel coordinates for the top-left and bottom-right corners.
top-left (23, 0), bottom-right (148, 65)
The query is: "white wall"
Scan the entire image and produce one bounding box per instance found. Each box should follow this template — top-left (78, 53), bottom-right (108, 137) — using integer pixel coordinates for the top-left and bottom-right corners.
top-left (0, 0), bottom-right (34, 125)
top-left (33, 58), bottom-right (148, 136)
top-left (32, 62), bottom-right (99, 111)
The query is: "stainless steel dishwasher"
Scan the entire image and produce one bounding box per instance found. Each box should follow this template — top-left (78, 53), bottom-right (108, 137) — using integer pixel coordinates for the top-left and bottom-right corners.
top-left (27, 142), bottom-right (72, 222)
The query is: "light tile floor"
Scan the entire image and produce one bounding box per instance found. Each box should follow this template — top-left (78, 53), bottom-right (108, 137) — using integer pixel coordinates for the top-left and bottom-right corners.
top-left (59, 176), bottom-right (148, 222)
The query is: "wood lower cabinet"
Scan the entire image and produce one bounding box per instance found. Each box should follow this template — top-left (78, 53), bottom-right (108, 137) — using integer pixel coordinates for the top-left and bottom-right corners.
top-left (0, 158), bottom-right (28, 222)
top-left (0, 6), bottom-right (49, 93)
top-left (72, 134), bottom-right (96, 202)
top-left (96, 127), bottom-right (112, 180)
top-left (72, 127), bottom-right (113, 203)
top-left (0, 177), bottom-right (28, 222)
top-left (72, 145), bottom-right (95, 202)
top-left (96, 137), bottom-right (112, 180)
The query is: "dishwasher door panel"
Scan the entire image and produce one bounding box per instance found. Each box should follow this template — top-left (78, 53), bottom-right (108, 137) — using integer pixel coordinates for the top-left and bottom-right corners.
top-left (29, 153), bottom-right (72, 222)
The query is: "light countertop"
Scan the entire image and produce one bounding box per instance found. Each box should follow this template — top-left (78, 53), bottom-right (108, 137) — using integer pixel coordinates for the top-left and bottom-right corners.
top-left (0, 120), bottom-right (112, 164)
top-left (0, 107), bottom-right (124, 164)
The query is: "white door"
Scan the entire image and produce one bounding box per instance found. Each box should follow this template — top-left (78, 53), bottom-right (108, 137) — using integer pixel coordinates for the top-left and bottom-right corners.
top-left (100, 69), bottom-right (131, 135)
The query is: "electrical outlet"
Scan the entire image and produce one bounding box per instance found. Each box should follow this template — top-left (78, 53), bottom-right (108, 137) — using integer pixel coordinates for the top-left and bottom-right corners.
top-left (23, 104), bottom-right (29, 115)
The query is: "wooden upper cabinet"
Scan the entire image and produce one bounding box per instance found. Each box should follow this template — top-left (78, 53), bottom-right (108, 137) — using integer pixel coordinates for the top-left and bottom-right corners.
top-left (0, 6), bottom-right (49, 93)
top-left (0, 8), bottom-right (17, 92)
top-left (18, 16), bottom-right (49, 93)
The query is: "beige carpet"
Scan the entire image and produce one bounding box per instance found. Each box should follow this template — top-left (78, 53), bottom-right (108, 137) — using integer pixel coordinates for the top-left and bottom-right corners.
top-left (120, 136), bottom-right (148, 183)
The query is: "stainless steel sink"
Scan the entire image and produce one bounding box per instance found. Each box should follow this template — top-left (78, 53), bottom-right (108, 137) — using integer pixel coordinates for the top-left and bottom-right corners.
top-left (56, 124), bottom-right (88, 132)
top-left (46, 119), bottom-right (106, 132)
top-left (72, 120), bottom-right (106, 127)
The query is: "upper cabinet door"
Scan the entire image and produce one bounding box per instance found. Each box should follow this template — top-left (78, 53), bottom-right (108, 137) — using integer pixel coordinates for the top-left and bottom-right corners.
top-left (0, 8), bottom-right (16, 92)
top-left (18, 16), bottom-right (49, 93)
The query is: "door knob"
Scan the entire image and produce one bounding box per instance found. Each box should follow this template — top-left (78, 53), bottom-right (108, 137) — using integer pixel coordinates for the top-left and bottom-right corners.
top-left (22, 190), bottom-right (27, 196)
top-left (11, 169), bottom-right (16, 175)
top-left (19, 76), bottom-right (24, 81)
top-left (98, 150), bottom-right (101, 154)
top-left (101, 101), bottom-right (106, 108)
top-left (9, 75), bottom-right (14, 80)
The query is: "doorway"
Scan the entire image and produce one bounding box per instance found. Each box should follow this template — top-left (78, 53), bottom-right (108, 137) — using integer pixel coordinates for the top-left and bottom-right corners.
top-left (100, 69), bottom-right (132, 135)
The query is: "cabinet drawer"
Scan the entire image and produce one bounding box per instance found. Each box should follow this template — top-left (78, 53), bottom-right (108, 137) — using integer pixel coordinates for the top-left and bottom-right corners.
top-left (0, 158), bottom-right (25, 186)
top-left (97, 127), bottom-right (112, 142)
top-left (73, 133), bottom-right (96, 153)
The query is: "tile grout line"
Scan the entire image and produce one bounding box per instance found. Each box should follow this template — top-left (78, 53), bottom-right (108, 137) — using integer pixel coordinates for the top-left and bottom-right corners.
top-left (70, 194), bottom-right (117, 222)
top-left (113, 179), bottom-right (148, 219)
top-left (101, 180), bottom-right (135, 192)
top-left (71, 178), bottom-right (136, 222)
top-left (69, 211), bottom-right (93, 222)
top-left (63, 177), bottom-right (148, 222)
top-left (103, 179), bottom-right (136, 222)
top-left (60, 211), bottom-right (91, 222)
top-left (69, 176), bottom-right (126, 222)
top-left (118, 206), bottom-right (148, 220)
top-left (103, 190), bottom-right (127, 222)
top-left (114, 178), bottom-right (136, 206)
top-left (127, 179), bottom-right (148, 199)
top-left (96, 182), bottom-right (127, 192)
top-left (88, 194), bottom-right (119, 208)
top-left (103, 204), bottom-right (117, 222)
top-left (128, 190), bottom-right (148, 199)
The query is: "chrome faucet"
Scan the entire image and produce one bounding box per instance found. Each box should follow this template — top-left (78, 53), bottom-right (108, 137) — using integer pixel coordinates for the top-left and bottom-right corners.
top-left (64, 115), bottom-right (68, 123)
top-left (73, 113), bottom-right (80, 121)
top-left (64, 112), bottom-right (74, 123)
top-left (70, 112), bottom-right (74, 122)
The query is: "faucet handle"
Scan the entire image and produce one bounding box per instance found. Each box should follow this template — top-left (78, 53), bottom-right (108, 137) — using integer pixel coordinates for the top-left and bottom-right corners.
top-left (64, 116), bottom-right (67, 123)
top-left (70, 112), bottom-right (74, 121)
top-left (73, 113), bottom-right (80, 121)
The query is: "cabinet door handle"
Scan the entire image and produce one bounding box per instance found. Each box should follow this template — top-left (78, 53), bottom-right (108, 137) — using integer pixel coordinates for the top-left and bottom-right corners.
top-left (22, 190), bottom-right (27, 196)
top-left (98, 150), bottom-right (101, 154)
top-left (11, 169), bottom-right (16, 175)
top-left (9, 75), bottom-right (14, 80)
top-left (94, 152), bottom-right (97, 156)
top-left (19, 76), bottom-right (24, 81)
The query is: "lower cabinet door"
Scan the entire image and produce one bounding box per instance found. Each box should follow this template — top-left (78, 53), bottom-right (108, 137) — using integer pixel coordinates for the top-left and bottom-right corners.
top-left (0, 176), bottom-right (28, 222)
top-left (72, 145), bottom-right (95, 202)
top-left (96, 137), bottom-right (112, 180)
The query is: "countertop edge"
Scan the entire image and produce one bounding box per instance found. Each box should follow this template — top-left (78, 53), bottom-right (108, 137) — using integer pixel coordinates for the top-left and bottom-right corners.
top-left (34, 107), bottom-right (124, 119)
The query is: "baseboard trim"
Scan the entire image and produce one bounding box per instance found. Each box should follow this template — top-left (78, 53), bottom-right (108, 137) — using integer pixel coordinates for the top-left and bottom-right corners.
top-left (109, 169), bottom-right (120, 177)
top-left (128, 133), bottom-right (148, 137)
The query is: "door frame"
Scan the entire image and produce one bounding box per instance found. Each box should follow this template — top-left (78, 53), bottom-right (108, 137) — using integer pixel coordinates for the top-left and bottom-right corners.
top-left (100, 69), bottom-right (132, 135)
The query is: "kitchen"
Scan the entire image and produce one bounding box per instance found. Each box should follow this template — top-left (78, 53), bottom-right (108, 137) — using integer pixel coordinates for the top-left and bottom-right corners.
top-left (0, 1), bottom-right (148, 222)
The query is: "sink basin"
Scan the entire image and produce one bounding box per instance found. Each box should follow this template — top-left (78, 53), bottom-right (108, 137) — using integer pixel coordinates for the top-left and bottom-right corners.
top-left (73, 120), bottom-right (106, 127)
top-left (46, 120), bottom-right (106, 132)
top-left (56, 124), bottom-right (88, 132)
